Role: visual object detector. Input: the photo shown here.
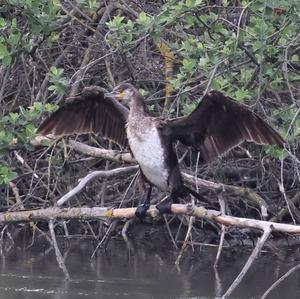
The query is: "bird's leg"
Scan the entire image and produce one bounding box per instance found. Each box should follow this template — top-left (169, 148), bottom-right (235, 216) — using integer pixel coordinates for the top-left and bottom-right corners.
top-left (156, 192), bottom-right (178, 215)
top-left (135, 185), bottom-right (153, 220)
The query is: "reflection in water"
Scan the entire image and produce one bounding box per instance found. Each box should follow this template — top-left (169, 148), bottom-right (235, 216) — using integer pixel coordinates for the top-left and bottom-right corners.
top-left (0, 236), bottom-right (299, 299)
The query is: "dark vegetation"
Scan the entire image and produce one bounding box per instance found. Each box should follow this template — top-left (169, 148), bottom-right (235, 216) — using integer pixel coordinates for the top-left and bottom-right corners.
top-left (0, 0), bottom-right (299, 254)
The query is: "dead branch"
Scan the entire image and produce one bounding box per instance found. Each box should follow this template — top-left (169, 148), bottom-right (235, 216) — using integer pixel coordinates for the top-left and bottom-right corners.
top-left (68, 140), bottom-right (135, 163)
top-left (222, 225), bottom-right (273, 298)
top-left (175, 215), bottom-right (194, 267)
top-left (182, 172), bottom-right (268, 216)
top-left (261, 263), bottom-right (300, 299)
top-left (1, 205), bottom-right (300, 235)
top-left (214, 195), bottom-right (226, 267)
top-left (57, 165), bottom-right (139, 206)
top-left (69, 3), bottom-right (115, 97)
top-left (49, 219), bottom-right (70, 280)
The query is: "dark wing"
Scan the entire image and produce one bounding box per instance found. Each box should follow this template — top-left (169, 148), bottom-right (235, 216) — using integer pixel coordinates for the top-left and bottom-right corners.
top-left (168, 91), bottom-right (285, 163)
top-left (38, 86), bottom-right (129, 147)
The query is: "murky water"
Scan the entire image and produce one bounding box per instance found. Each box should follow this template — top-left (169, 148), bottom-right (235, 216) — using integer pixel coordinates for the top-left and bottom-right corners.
top-left (0, 236), bottom-right (300, 299)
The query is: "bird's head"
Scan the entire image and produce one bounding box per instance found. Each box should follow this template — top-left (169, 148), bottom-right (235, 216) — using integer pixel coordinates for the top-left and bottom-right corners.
top-left (105, 83), bottom-right (137, 105)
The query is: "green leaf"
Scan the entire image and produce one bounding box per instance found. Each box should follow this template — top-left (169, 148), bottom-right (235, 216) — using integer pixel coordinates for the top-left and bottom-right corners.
top-left (106, 15), bottom-right (125, 30)
top-left (9, 112), bottom-right (19, 124)
top-left (48, 85), bottom-right (57, 91)
top-left (0, 166), bottom-right (17, 185)
top-left (0, 43), bottom-right (9, 58)
top-left (139, 88), bottom-right (149, 96)
top-left (2, 55), bottom-right (12, 66)
top-left (182, 58), bottom-right (196, 71)
top-left (8, 31), bottom-right (21, 46)
top-left (50, 66), bottom-right (63, 77)
top-left (235, 89), bottom-right (251, 101)
top-left (0, 17), bottom-right (7, 28)
top-left (137, 12), bottom-right (151, 26)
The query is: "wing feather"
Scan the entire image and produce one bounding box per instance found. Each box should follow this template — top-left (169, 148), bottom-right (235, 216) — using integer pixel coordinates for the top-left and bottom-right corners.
top-left (38, 86), bottom-right (129, 147)
top-left (168, 91), bottom-right (284, 163)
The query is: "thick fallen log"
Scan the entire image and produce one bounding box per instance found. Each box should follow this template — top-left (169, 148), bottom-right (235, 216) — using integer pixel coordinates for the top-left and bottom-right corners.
top-left (1, 205), bottom-right (299, 234)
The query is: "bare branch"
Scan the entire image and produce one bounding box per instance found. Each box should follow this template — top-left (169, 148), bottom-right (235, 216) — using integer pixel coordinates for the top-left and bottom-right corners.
top-left (68, 140), bottom-right (135, 163)
top-left (0, 205), bottom-right (299, 235)
top-left (261, 263), bottom-right (300, 299)
top-left (49, 219), bottom-right (70, 280)
top-left (222, 226), bottom-right (273, 298)
top-left (182, 172), bottom-right (268, 217)
top-left (57, 165), bottom-right (139, 206)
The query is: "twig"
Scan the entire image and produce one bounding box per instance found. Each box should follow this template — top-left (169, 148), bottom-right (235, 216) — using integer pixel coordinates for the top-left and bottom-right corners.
top-left (175, 215), bottom-right (194, 267)
top-left (261, 263), bottom-right (300, 299)
top-left (69, 3), bottom-right (115, 97)
top-left (48, 219), bottom-right (70, 280)
top-left (121, 218), bottom-right (134, 240)
top-left (121, 218), bottom-right (135, 251)
top-left (14, 151), bottom-right (39, 179)
top-left (214, 195), bottom-right (226, 267)
top-left (105, 57), bottom-right (116, 88)
top-left (91, 220), bottom-right (119, 258)
top-left (8, 182), bottom-right (24, 210)
top-left (0, 225), bottom-right (8, 255)
top-left (279, 159), bottom-right (297, 224)
top-left (222, 225), bottom-right (273, 298)
top-left (234, 1), bottom-right (254, 51)
top-left (163, 214), bottom-right (178, 249)
top-left (203, 60), bottom-right (222, 95)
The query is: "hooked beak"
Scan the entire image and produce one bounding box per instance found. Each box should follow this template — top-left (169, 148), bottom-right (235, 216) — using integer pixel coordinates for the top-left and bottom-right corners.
top-left (104, 91), bottom-right (116, 99)
top-left (105, 90), bottom-right (126, 101)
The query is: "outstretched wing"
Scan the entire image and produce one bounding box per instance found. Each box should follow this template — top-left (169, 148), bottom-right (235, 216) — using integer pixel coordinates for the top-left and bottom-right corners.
top-left (168, 91), bottom-right (284, 163)
top-left (38, 86), bottom-right (129, 147)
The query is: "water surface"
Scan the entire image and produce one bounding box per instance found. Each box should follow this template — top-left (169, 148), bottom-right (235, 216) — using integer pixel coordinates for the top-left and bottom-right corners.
top-left (0, 236), bottom-right (299, 299)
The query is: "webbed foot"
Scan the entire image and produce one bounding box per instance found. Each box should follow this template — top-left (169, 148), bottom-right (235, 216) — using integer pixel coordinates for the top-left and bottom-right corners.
top-left (135, 203), bottom-right (150, 220)
top-left (135, 186), bottom-right (152, 220)
top-left (156, 198), bottom-right (172, 215)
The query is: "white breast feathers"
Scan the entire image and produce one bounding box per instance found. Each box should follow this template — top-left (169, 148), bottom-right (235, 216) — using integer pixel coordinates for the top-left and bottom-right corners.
top-left (127, 125), bottom-right (169, 191)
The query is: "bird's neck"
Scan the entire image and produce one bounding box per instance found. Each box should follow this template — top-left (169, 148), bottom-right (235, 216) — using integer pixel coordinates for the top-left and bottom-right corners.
top-left (129, 94), bottom-right (147, 118)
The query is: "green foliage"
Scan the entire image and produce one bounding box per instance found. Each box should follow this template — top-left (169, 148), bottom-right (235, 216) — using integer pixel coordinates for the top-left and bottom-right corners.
top-left (0, 0), bottom-right (62, 65)
top-left (0, 102), bottom-right (57, 152)
top-left (76, 0), bottom-right (99, 12)
top-left (48, 66), bottom-right (69, 96)
top-left (0, 165), bottom-right (17, 185)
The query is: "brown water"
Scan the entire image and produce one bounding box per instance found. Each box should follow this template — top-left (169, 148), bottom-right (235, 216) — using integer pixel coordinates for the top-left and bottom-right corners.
top-left (0, 237), bottom-right (300, 299)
